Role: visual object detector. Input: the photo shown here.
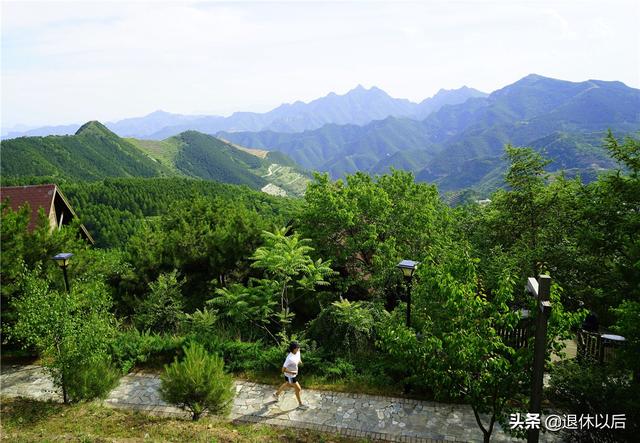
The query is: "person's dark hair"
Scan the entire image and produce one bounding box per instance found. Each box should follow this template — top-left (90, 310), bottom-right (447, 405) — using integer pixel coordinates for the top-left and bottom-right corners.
top-left (289, 341), bottom-right (300, 352)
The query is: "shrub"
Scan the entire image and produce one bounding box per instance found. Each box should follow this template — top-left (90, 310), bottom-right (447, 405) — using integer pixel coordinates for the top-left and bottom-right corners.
top-left (160, 342), bottom-right (234, 421)
top-left (321, 358), bottom-right (356, 380)
top-left (110, 328), bottom-right (184, 373)
top-left (254, 346), bottom-right (286, 372)
top-left (134, 271), bottom-right (184, 333)
top-left (306, 298), bottom-right (378, 359)
top-left (194, 336), bottom-right (275, 373)
top-left (548, 360), bottom-right (640, 442)
top-left (65, 357), bottom-right (120, 402)
top-left (180, 307), bottom-right (218, 339)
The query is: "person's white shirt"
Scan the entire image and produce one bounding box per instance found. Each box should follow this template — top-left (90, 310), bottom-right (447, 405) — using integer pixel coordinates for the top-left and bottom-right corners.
top-left (283, 351), bottom-right (301, 376)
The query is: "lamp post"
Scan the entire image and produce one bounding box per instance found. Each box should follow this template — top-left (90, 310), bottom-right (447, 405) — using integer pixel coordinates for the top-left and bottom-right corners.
top-left (396, 260), bottom-right (419, 328)
top-left (52, 252), bottom-right (73, 404)
top-left (52, 252), bottom-right (73, 293)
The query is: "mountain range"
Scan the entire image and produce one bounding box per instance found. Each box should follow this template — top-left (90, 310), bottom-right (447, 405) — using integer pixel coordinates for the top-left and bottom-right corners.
top-left (1, 85), bottom-right (487, 140)
top-left (3, 74), bottom-right (638, 196)
top-left (1, 122), bottom-right (309, 197)
top-left (221, 75), bottom-right (640, 193)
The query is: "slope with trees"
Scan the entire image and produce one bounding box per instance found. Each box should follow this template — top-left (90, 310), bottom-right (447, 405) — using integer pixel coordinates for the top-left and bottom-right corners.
top-left (2, 124), bottom-right (310, 196)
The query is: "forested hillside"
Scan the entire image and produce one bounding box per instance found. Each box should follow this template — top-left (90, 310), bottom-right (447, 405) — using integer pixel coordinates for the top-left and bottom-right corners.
top-left (2, 123), bottom-right (310, 196)
top-left (1, 121), bottom-right (171, 180)
top-left (1, 176), bottom-right (300, 248)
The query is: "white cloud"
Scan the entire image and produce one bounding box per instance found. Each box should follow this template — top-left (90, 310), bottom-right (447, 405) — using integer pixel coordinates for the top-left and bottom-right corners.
top-left (1, 0), bottom-right (639, 127)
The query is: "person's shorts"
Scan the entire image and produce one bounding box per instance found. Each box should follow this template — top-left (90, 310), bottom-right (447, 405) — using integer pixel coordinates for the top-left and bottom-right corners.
top-left (284, 374), bottom-right (298, 384)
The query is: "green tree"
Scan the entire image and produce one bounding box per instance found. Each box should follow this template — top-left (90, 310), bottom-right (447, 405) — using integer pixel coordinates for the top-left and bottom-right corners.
top-left (378, 241), bottom-right (580, 442)
top-left (134, 270), bottom-right (185, 333)
top-left (584, 132), bottom-right (640, 324)
top-left (549, 359), bottom-right (640, 442)
top-left (613, 301), bottom-right (640, 383)
top-left (1, 202), bottom-right (88, 344)
top-left (306, 297), bottom-right (379, 360)
top-left (10, 270), bottom-right (118, 403)
top-left (475, 146), bottom-right (551, 284)
top-left (160, 342), bottom-right (234, 420)
top-left (300, 170), bottom-right (450, 300)
top-left (209, 280), bottom-right (279, 342)
top-left (463, 136), bottom-right (640, 322)
top-left (125, 196), bottom-right (267, 311)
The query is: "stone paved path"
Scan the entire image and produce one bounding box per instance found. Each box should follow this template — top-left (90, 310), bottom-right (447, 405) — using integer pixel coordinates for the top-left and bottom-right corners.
top-left (1, 365), bottom-right (558, 442)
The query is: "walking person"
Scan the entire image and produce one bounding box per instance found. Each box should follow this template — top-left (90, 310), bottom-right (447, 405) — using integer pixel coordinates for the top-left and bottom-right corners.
top-left (273, 342), bottom-right (307, 408)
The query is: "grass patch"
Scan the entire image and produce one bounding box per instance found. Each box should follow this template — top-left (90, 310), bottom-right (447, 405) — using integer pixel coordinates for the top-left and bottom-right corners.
top-left (0, 397), bottom-right (367, 442)
top-left (127, 138), bottom-right (183, 172)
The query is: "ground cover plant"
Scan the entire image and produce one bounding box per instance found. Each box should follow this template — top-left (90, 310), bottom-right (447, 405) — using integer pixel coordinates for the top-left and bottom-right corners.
top-left (0, 397), bottom-right (366, 443)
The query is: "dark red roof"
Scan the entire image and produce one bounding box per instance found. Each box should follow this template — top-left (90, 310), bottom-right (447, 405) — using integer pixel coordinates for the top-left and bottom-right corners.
top-left (1, 184), bottom-right (57, 231)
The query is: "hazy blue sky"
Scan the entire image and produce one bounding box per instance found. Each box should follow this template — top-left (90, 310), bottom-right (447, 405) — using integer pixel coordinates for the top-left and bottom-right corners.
top-left (2, 0), bottom-right (639, 128)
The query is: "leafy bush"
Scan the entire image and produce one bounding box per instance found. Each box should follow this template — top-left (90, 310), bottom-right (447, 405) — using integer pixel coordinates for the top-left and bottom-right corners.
top-left (548, 360), bottom-right (640, 442)
top-left (188, 334), bottom-right (325, 376)
top-left (321, 358), bottom-right (356, 380)
top-left (613, 300), bottom-right (640, 381)
top-left (204, 339), bottom-right (263, 373)
top-left (180, 307), bottom-right (218, 339)
top-left (199, 338), bottom-right (278, 373)
top-left (254, 346), bottom-right (286, 372)
top-left (253, 341), bottom-right (324, 375)
top-left (208, 280), bottom-right (279, 342)
top-left (160, 342), bottom-right (234, 421)
top-left (306, 298), bottom-right (379, 358)
top-left (110, 328), bottom-right (184, 373)
top-left (134, 271), bottom-right (184, 333)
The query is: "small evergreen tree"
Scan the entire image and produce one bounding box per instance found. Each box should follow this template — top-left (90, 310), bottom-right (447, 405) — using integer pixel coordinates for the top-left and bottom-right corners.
top-left (160, 342), bottom-right (234, 420)
top-left (134, 270), bottom-right (184, 333)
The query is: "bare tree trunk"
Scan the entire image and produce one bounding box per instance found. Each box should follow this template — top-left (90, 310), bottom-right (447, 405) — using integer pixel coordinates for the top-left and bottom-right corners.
top-left (472, 405), bottom-right (494, 443)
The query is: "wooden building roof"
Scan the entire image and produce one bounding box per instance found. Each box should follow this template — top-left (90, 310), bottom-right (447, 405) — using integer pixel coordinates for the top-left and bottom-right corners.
top-left (1, 184), bottom-right (94, 244)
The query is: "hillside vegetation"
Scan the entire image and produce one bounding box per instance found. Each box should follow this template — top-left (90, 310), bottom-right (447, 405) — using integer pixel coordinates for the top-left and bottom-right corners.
top-left (2, 123), bottom-right (310, 196)
top-left (1, 121), bottom-right (171, 180)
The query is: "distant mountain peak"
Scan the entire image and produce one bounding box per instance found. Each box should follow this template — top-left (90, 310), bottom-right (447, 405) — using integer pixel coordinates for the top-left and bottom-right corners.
top-left (343, 84), bottom-right (390, 99)
top-left (433, 87), bottom-right (452, 96)
top-left (75, 121), bottom-right (115, 137)
top-left (346, 84), bottom-right (380, 94)
top-left (431, 85), bottom-right (486, 98)
top-left (147, 110), bottom-right (173, 116)
top-left (519, 73), bottom-right (557, 83)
